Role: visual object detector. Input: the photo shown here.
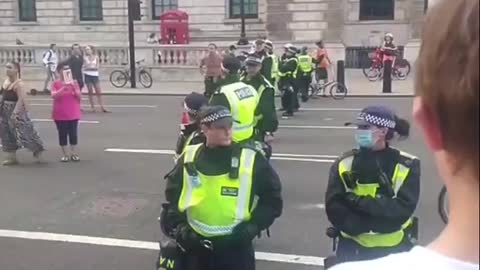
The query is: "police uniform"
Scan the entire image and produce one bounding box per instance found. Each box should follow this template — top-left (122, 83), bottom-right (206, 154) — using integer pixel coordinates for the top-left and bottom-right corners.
top-left (241, 55), bottom-right (279, 142)
top-left (278, 45), bottom-right (299, 117)
top-left (162, 106), bottom-right (283, 270)
top-left (209, 56), bottom-right (259, 143)
top-left (263, 40), bottom-right (279, 86)
top-left (296, 49), bottom-right (314, 102)
top-left (175, 92), bottom-right (209, 158)
top-left (325, 107), bottom-right (420, 263)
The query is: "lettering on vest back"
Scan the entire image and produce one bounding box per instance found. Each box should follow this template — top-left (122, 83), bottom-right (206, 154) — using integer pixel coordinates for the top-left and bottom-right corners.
top-left (221, 187), bottom-right (239, 197)
top-left (234, 87), bottom-right (254, 100)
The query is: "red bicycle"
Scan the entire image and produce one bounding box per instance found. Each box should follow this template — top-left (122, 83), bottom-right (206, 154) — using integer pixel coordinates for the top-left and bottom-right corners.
top-left (363, 48), bottom-right (411, 82)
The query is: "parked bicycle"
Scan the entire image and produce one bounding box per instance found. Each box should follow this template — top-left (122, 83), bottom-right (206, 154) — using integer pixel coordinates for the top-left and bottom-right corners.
top-left (363, 48), bottom-right (411, 82)
top-left (307, 79), bottom-right (348, 100)
top-left (438, 185), bottom-right (449, 224)
top-left (109, 59), bottom-right (153, 88)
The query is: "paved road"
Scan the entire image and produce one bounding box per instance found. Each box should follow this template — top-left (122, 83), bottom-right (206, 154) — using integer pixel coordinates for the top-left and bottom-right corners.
top-left (0, 95), bottom-right (445, 270)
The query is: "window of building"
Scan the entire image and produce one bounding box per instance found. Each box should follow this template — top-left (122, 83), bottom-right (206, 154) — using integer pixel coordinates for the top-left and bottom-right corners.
top-left (359, 0), bottom-right (394, 20)
top-left (152, 0), bottom-right (178, 19)
top-left (79, 0), bottom-right (103, 21)
top-left (229, 0), bottom-right (258, 19)
top-left (18, 0), bottom-right (37, 22)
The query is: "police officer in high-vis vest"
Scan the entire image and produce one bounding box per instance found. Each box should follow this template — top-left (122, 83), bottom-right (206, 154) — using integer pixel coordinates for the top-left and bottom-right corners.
top-left (209, 56), bottom-right (259, 143)
top-left (278, 44), bottom-right (299, 118)
top-left (163, 106), bottom-right (283, 270)
top-left (325, 106), bottom-right (420, 264)
top-left (260, 40), bottom-right (277, 86)
top-left (297, 46), bottom-right (314, 102)
top-left (241, 54), bottom-right (278, 144)
top-left (175, 92), bottom-right (209, 160)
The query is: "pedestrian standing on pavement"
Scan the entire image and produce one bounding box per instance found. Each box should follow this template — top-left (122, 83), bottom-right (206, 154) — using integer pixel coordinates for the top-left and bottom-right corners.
top-left (161, 105), bottom-right (283, 270)
top-left (209, 55), bottom-right (259, 143)
top-left (42, 43), bottom-right (58, 93)
top-left (297, 46), bottom-right (314, 102)
top-left (314, 40), bottom-right (330, 94)
top-left (325, 106), bottom-right (420, 264)
top-left (200, 43), bottom-right (223, 98)
top-left (175, 92), bottom-right (209, 160)
top-left (83, 45), bottom-right (109, 113)
top-left (241, 54), bottom-right (278, 145)
top-left (278, 44), bottom-right (299, 118)
top-left (51, 61), bottom-right (82, 162)
top-left (331, 1), bottom-right (479, 269)
top-left (0, 61), bottom-right (45, 166)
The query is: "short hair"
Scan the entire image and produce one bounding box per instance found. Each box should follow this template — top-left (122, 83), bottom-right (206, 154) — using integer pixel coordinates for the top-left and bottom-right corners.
top-left (49, 43), bottom-right (56, 49)
top-left (72, 43), bottom-right (80, 49)
top-left (7, 60), bottom-right (21, 79)
top-left (415, 0), bottom-right (479, 173)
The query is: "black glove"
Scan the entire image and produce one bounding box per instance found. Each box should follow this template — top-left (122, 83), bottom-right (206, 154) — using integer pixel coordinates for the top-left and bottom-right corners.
top-left (344, 192), bottom-right (360, 207)
top-left (231, 222), bottom-right (259, 245)
top-left (175, 224), bottom-right (201, 251)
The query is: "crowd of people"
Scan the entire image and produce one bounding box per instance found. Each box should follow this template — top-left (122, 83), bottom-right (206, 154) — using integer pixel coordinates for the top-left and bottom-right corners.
top-left (0, 0), bottom-right (478, 269)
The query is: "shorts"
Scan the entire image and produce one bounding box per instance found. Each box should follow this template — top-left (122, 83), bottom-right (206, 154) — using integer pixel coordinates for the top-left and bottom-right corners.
top-left (316, 68), bottom-right (328, 80)
top-left (84, 74), bottom-right (99, 85)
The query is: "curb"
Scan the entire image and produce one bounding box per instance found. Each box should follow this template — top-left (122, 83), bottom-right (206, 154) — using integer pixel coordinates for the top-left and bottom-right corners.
top-left (98, 92), bottom-right (415, 98)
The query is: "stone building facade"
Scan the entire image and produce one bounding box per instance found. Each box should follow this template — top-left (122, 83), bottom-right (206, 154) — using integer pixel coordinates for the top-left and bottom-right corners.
top-left (0, 0), bottom-right (428, 48)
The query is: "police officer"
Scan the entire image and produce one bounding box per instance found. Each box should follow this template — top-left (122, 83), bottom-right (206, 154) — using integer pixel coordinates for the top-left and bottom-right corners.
top-left (162, 105), bottom-right (283, 270)
top-left (325, 106), bottom-right (420, 264)
top-left (175, 92), bottom-right (209, 159)
top-left (209, 56), bottom-right (259, 143)
top-left (297, 46), bottom-right (314, 102)
top-left (263, 40), bottom-right (279, 86)
top-left (278, 44), bottom-right (299, 118)
top-left (241, 54), bottom-right (278, 144)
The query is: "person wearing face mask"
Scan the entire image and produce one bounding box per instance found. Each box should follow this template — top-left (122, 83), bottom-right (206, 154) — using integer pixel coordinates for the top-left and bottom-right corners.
top-left (160, 105), bottom-right (283, 270)
top-left (325, 105), bottom-right (420, 264)
top-left (174, 92), bottom-right (209, 159)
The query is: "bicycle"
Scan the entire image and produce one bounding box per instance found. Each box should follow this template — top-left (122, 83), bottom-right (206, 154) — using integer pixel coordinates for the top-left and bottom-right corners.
top-left (307, 80), bottom-right (348, 100)
top-left (109, 59), bottom-right (153, 88)
top-left (438, 185), bottom-right (449, 224)
top-left (363, 48), bottom-right (411, 82)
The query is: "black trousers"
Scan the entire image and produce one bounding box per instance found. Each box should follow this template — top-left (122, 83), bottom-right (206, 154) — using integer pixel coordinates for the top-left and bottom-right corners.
top-left (55, 120), bottom-right (79, 146)
top-left (279, 79), bottom-right (298, 114)
top-left (182, 243), bottom-right (255, 270)
top-left (297, 73), bottom-right (312, 102)
top-left (336, 236), bottom-right (413, 264)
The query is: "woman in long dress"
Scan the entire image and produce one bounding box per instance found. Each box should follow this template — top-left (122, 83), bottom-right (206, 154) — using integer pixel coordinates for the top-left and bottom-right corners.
top-left (0, 61), bottom-right (45, 165)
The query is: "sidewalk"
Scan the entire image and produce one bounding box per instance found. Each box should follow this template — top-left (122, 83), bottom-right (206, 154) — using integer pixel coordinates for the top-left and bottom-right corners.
top-left (23, 70), bottom-right (414, 97)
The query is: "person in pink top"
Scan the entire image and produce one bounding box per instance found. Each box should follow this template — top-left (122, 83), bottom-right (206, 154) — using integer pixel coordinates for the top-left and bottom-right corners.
top-left (51, 62), bottom-right (82, 162)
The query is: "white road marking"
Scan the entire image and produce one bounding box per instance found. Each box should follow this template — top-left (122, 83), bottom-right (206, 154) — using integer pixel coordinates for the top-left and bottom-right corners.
top-left (301, 108), bottom-right (361, 111)
top-left (29, 98), bottom-right (88, 101)
top-left (104, 148), bottom-right (337, 163)
top-left (0, 229), bottom-right (324, 266)
top-left (279, 125), bottom-right (355, 130)
top-left (298, 204), bottom-right (325, 210)
top-left (32, 119), bottom-right (100, 124)
top-left (30, 103), bottom-right (157, 108)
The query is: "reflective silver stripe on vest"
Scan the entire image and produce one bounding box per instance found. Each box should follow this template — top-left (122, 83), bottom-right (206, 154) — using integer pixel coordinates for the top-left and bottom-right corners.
top-left (235, 149), bottom-right (256, 221)
top-left (183, 145), bottom-right (201, 211)
top-left (188, 212), bottom-right (238, 235)
top-left (233, 123), bottom-right (253, 132)
top-left (392, 164), bottom-right (410, 197)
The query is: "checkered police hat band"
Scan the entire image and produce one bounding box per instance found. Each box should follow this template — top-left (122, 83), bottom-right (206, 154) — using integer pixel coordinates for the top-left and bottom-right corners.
top-left (201, 110), bottom-right (232, 124)
top-left (358, 113), bottom-right (396, 129)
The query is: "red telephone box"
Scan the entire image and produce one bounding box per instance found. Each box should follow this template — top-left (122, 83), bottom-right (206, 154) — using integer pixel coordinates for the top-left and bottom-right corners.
top-left (160, 10), bottom-right (190, 44)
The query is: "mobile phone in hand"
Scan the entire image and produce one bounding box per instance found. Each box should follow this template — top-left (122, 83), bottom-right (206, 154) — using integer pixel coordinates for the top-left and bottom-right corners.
top-left (63, 66), bottom-right (73, 85)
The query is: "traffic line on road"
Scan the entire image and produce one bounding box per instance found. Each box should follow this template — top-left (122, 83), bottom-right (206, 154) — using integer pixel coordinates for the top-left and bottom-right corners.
top-left (32, 119), bottom-right (100, 124)
top-left (0, 229), bottom-right (325, 266)
top-left (301, 108), bottom-right (361, 111)
top-left (279, 125), bottom-right (355, 130)
top-left (104, 148), bottom-right (337, 163)
top-left (30, 103), bottom-right (157, 108)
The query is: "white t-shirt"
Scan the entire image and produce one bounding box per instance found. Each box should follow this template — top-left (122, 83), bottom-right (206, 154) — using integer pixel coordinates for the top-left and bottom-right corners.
top-left (331, 246), bottom-right (479, 270)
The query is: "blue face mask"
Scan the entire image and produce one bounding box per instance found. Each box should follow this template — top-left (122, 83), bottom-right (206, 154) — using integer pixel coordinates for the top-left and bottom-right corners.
top-left (355, 130), bottom-right (375, 148)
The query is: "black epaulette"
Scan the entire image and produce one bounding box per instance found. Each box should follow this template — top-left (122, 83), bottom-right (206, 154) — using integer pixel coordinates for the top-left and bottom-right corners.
top-left (338, 149), bottom-right (359, 161)
top-left (392, 147), bottom-right (419, 168)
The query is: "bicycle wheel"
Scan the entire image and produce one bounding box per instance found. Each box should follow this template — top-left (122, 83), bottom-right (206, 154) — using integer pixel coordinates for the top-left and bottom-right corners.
top-left (139, 70), bottom-right (153, 88)
top-left (329, 82), bottom-right (347, 100)
top-left (438, 186), bottom-right (449, 224)
top-left (110, 70), bottom-right (128, 88)
top-left (393, 59), bottom-right (411, 80)
top-left (363, 66), bottom-right (382, 82)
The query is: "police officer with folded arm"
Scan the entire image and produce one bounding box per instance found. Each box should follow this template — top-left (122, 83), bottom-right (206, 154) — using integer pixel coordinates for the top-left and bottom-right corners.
top-left (241, 54), bottom-right (278, 144)
top-left (209, 56), bottom-right (259, 143)
top-left (278, 44), bottom-right (299, 118)
top-left (162, 105), bottom-right (283, 270)
top-left (325, 106), bottom-right (420, 264)
top-left (175, 92), bottom-right (209, 159)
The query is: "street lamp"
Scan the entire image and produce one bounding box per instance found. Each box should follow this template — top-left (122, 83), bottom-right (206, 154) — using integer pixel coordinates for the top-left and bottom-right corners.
top-left (237, 0), bottom-right (249, 45)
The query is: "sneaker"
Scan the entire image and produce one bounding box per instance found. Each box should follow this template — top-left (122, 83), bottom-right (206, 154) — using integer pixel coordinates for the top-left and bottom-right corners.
top-left (71, 155), bottom-right (80, 162)
top-left (281, 112), bottom-right (293, 119)
top-left (60, 156), bottom-right (70, 163)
